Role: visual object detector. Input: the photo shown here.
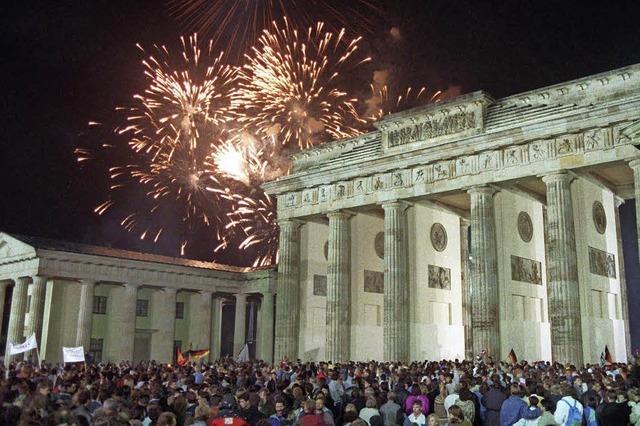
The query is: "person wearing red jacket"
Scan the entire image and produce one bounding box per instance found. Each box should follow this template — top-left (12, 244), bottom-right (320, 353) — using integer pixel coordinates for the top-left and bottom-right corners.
top-left (209, 400), bottom-right (251, 426)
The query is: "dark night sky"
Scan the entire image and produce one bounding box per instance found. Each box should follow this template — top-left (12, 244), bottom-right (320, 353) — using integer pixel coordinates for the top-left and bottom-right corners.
top-left (2, 0), bottom-right (640, 262)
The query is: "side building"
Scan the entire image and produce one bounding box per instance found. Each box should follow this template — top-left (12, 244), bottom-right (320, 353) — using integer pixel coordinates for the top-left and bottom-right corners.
top-left (0, 233), bottom-right (276, 364)
top-left (262, 62), bottom-right (640, 365)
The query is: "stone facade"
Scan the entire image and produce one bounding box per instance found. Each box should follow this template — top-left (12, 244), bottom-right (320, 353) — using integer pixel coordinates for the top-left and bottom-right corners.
top-left (263, 63), bottom-right (640, 364)
top-left (0, 233), bottom-right (276, 364)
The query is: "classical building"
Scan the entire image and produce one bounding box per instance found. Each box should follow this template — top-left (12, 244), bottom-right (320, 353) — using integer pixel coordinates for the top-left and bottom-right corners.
top-left (262, 63), bottom-right (640, 365)
top-left (0, 233), bottom-right (276, 364)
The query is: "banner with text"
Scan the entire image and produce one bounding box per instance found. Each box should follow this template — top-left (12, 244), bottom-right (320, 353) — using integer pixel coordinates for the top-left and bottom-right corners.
top-left (62, 346), bottom-right (85, 363)
top-left (8, 333), bottom-right (37, 355)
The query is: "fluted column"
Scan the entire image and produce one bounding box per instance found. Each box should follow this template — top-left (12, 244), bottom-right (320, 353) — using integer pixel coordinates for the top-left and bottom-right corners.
top-left (629, 160), bottom-right (640, 268)
top-left (614, 199), bottom-right (631, 360)
top-left (468, 186), bottom-right (500, 358)
top-left (542, 172), bottom-right (583, 365)
top-left (120, 283), bottom-right (139, 362)
top-left (0, 281), bottom-right (8, 338)
top-left (75, 280), bottom-right (96, 348)
top-left (382, 201), bottom-right (410, 362)
top-left (5, 277), bottom-right (30, 364)
top-left (26, 276), bottom-right (47, 344)
top-left (211, 297), bottom-right (223, 359)
top-left (233, 293), bottom-right (248, 356)
top-left (258, 292), bottom-right (275, 363)
top-left (274, 219), bottom-right (302, 361)
top-left (325, 211), bottom-right (352, 362)
top-left (460, 219), bottom-right (473, 360)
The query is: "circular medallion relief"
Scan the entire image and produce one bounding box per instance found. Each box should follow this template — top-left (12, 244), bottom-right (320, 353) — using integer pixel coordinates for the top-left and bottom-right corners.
top-left (323, 241), bottom-right (328, 261)
top-left (517, 211), bottom-right (533, 243)
top-left (374, 232), bottom-right (384, 259)
top-left (593, 201), bottom-right (606, 234)
top-left (430, 223), bottom-right (448, 252)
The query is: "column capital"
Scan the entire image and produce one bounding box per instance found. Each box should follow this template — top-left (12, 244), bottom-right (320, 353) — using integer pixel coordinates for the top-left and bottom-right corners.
top-left (467, 185), bottom-right (497, 196)
top-left (629, 158), bottom-right (640, 170)
top-left (79, 279), bottom-right (98, 286)
top-left (380, 199), bottom-right (411, 211)
top-left (123, 282), bottom-right (140, 290)
top-left (13, 276), bottom-right (30, 285)
top-left (326, 210), bottom-right (354, 220)
top-left (277, 218), bottom-right (304, 229)
top-left (235, 293), bottom-right (248, 302)
top-left (31, 275), bottom-right (48, 284)
top-left (541, 171), bottom-right (574, 185)
top-left (163, 287), bottom-right (178, 294)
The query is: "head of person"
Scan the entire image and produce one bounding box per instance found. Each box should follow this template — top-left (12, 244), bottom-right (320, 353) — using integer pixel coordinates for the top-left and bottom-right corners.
top-left (387, 391), bottom-right (396, 402)
top-left (274, 400), bottom-right (286, 416)
top-left (157, 412), bottom-right (177, 426)
top-left (366, 397), bottom-right (377, 409)
top-left (528, 396), bottom-right (539, 407)
top-left (510, 383), bottom-right (522, 397)
top-left (238, 392), bottom-right (250, 410)
top-left (303, 399), bottom-right (315, 415)
top-left (426, 413), bottom-right (439, 426)
top-left (447, 405), bottom-right (465, 423)
top-left (412, 400), bottom-right (423, 416)
top-left (314, 395), bottom-right (325, 412)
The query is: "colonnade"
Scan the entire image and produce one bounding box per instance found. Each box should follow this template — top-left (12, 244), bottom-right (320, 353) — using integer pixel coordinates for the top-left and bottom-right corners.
top-left (275, 165), bottom-right (639, 364)
top-left (1, 277), bottom-right (275, 364)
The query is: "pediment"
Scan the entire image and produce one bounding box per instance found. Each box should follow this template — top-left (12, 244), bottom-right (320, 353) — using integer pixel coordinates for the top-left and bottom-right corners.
top-left (621, 120), bottom-right (640, 143)
top-left (0, 233), bottom-right (37, 262)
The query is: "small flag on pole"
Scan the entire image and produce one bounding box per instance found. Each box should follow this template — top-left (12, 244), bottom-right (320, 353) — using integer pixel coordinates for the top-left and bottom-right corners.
top-left (507, 348), bottom-right (518, 364)
top-left (176, 348), bottom-right (188, 366)
top-left (188, 349), bottom-right (210, 360)
top-left (604, 345), bottom-right (613, 364)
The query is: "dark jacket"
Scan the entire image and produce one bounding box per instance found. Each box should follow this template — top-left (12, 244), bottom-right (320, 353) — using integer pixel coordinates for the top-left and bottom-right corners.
top-left (596, 401), bottom-right (631, 426)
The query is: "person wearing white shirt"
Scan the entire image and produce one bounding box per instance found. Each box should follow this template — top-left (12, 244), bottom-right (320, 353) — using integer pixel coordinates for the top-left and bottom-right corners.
top-left (403, 400), bottom-right (426, 426)
top-left (554, 389), bottom-right (584, 426)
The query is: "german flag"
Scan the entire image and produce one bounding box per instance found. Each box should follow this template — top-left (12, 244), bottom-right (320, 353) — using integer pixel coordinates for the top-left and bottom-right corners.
top-left (507, 349), bottom-right (518, 365)
top-left (176, 348), bottom-right (188, 366)
top-left (604, 345), bottom-right (613, 364)
top-left (188, 349), bottom-right (210, 360)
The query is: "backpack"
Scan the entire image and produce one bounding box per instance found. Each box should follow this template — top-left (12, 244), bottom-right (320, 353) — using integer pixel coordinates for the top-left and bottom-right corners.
top-left (560, 399), bottom-right (582, 426)
top-left (583, 406), bottom-right (597, 426)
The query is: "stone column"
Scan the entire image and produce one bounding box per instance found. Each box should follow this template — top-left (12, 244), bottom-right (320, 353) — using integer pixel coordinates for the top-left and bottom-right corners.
top-left (460, 219), bottom-right (473, 360)
top-left (468, 186), bottom-right (500, 358)
top-left (382, 201), bottom-right (410, 362)
top-left (325, 211), bottom-right (352, 362)
top-left (153, 287), bottom-right (176, 363)
top-left (75, 280), bottom-right (96, 348)
top-left (5, 277), bottom-right (30, 364)
top-left (190, 291), bottom-right (212, 358)
top-left (211, 297), bottom-right (223, 359)
top-left (542, 172), bottom-right (583, 365)
top-left (26, 276), bottom-right (47, 344)
top-left (258, 292), bottom-right (275, 363)
top-left (614, 198), bottom-right (632, 360)
top-left (629, 160), bottom-right (640, 268)
top-left (274, 219), bottom-right (302, 361)
top-left (119, 283), bottom-right (138, 362)
top-left (0, 281), bottom-right (8, 337)
top-left (233, 293), bottom-right (247, 356)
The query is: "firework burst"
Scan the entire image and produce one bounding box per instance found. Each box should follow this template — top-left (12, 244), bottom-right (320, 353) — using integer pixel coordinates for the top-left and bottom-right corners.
top-left (235, 19), bottom-right (370, 152)
top-left (166, 0), bottom-right (382, 59)
top-left (77, 35), bottom-right (250, 256)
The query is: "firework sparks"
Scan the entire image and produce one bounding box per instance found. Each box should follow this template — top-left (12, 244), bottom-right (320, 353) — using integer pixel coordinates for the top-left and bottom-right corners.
top-left (366, 84), bottom-right (444, 121)
top-left (166, 0), bottom-right (382, 59)
top-left (235, 19), bottom-right (370, 151)
top-left (221, 192), bottom-right (279, 267)
top-left (78, 34), bottom-right (248, 256)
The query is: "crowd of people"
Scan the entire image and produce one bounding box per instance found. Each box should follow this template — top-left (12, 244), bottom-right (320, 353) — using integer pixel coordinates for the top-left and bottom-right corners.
top-left (1, 356), bottom-right (640, 426)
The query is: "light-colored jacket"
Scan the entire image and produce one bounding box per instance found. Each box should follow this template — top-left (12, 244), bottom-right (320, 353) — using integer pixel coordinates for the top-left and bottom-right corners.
top-left (630, 400), bottom-right (640, 425)
top-left (553, 396), bottom-right (583, 426)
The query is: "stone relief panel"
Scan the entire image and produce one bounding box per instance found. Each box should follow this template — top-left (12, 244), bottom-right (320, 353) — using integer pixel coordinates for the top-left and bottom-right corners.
top-left (313, 275), bottom-right (327, 296)
top-left (428, 264), bottom-right (451, 290)
top-left (278, 121), bottom-right (636, 216)
top-left (374, 232), bottom-right (384, 259)
top-left (588, 246), bottom-right (616, 278)
top-left (510, 255), bottom-right (542, 285)
top-left (517, 211), bottom-right (533, 242)
top-left (592, 201), bottom-right (607, 234)
top-left (430, 223), bottom-right (448, 252)
top-left (385, 110), bottom-right (478, 148)
top-left (364, 270), bottom-right (384, 294)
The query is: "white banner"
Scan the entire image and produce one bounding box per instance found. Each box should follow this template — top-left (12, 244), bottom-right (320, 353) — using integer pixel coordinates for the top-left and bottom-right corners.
top-left (8, 333), bottom-right (37, 355)
top-left (62, 346), bottom-right (85, 363)
top-left (236, 344), bottom-right (250, 362)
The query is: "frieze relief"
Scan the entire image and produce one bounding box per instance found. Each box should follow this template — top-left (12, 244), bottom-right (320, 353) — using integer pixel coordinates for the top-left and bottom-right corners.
top-left (279, 122), bottom-right (635, 213)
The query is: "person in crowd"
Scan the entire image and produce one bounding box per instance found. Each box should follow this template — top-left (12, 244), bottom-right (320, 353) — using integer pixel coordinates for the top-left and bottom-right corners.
top-left (553, 383), bottom-right (583, 426)
top-left (403, 400), bottom-right (426, 426)
top-left (448, 404), bottom-right (472, 426)
top-left (596, 389), bottom-right (631, 425)
top-left (500, 383), bottom-right (541, 426)
top-left (380, 391), bottom-right (403, 426)
top-left (482, 377), bottom-right (507, 426)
